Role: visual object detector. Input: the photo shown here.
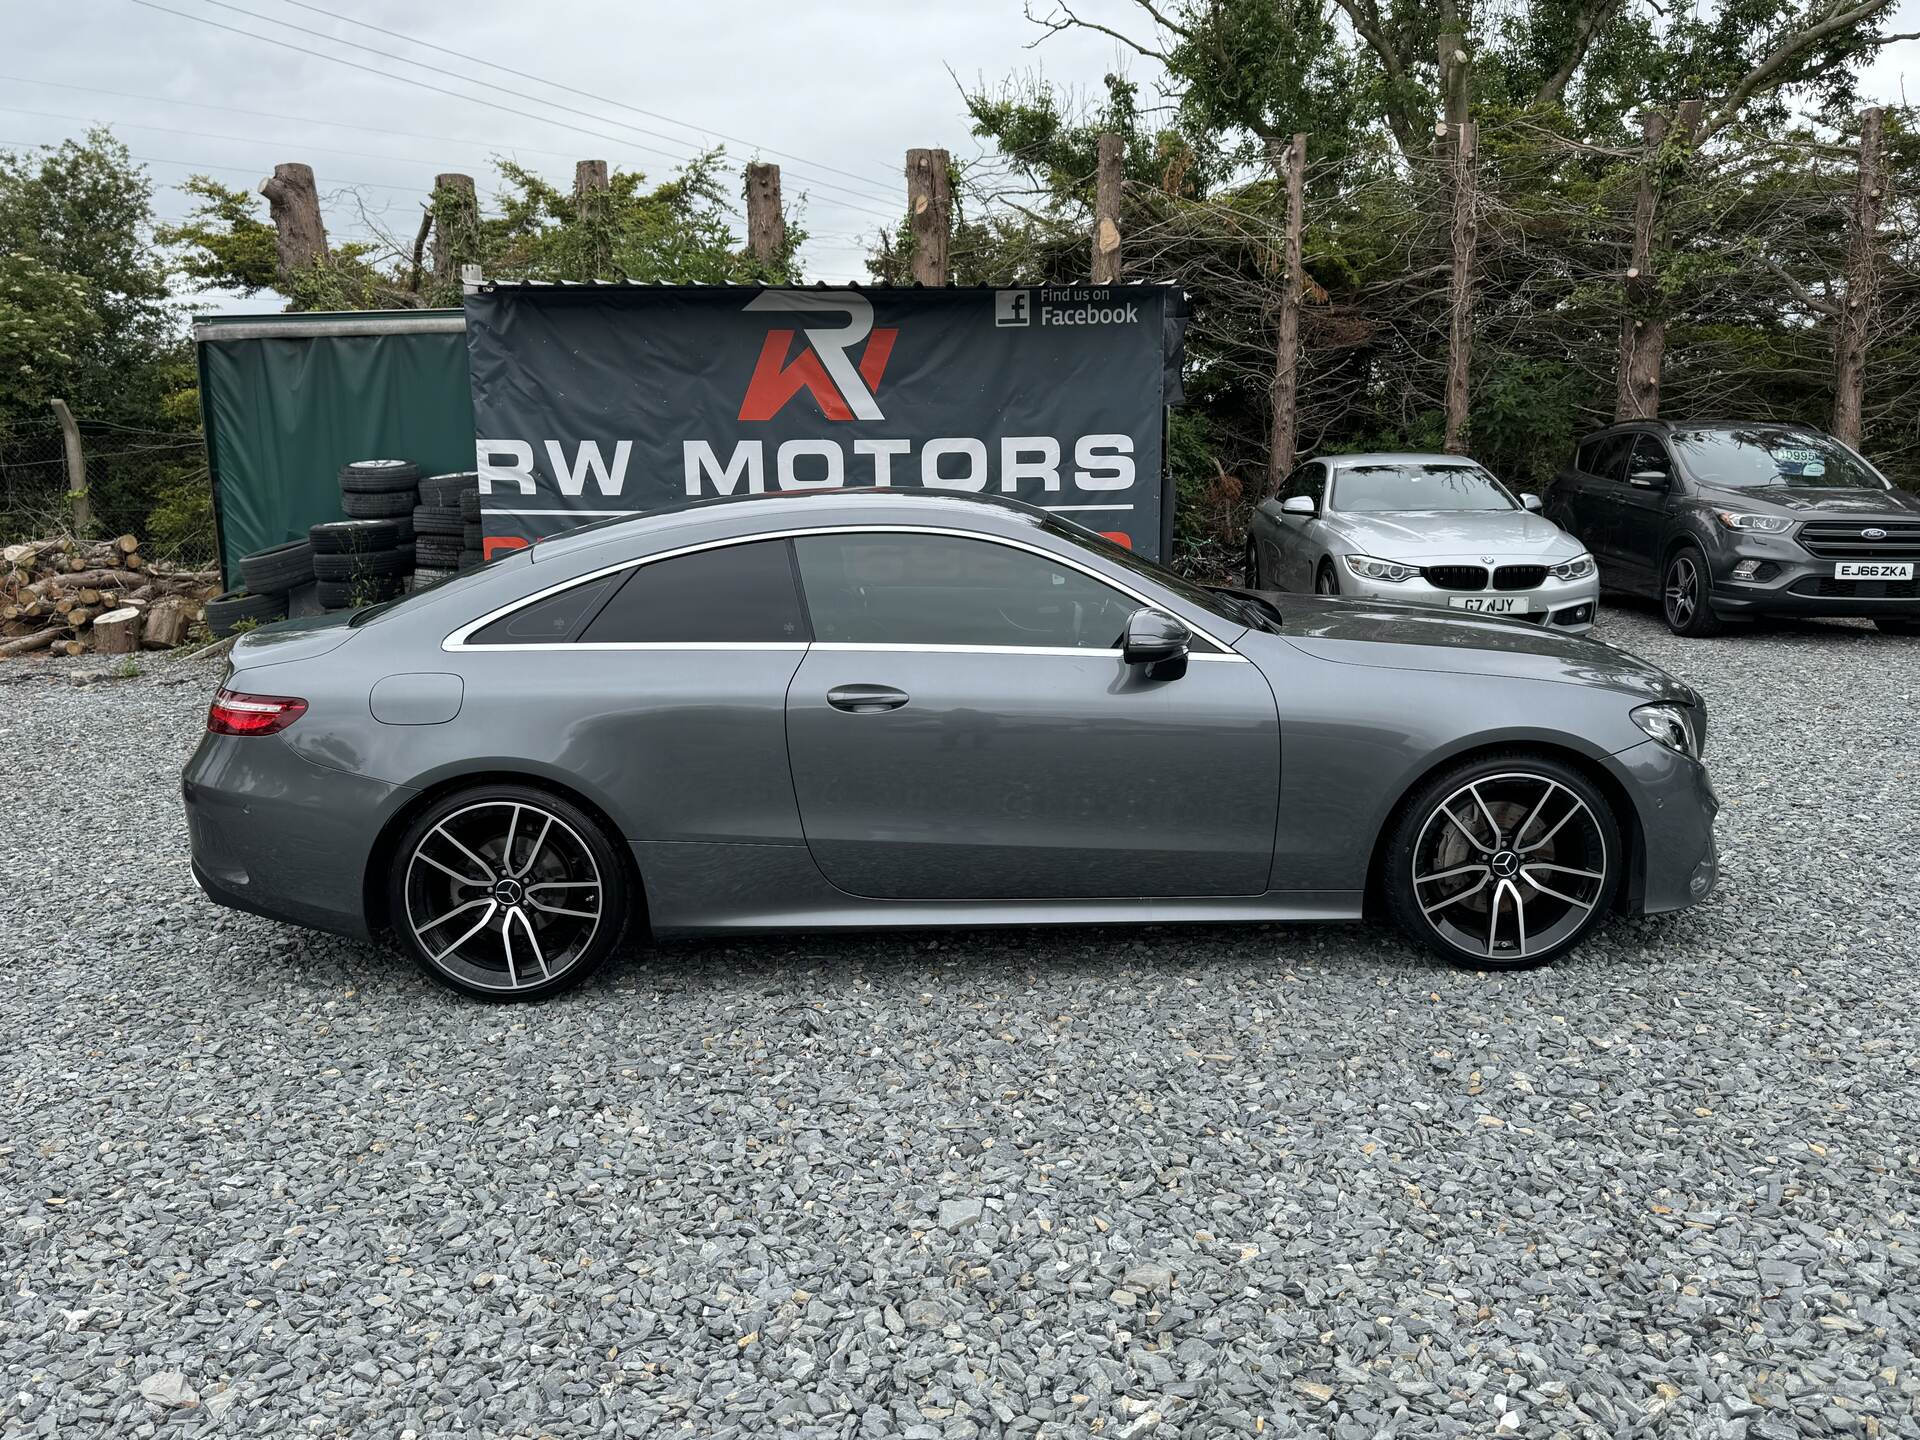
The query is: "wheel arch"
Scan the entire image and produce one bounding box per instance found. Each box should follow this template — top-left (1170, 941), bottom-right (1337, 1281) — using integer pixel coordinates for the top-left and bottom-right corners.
top-left (362, 768), bottom-right (645, 938)
top-left (1362, 739), bottom-right (1646, 918)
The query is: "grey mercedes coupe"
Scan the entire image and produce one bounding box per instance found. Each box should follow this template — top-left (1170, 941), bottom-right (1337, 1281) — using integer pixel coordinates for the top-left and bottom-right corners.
top-left (184, 490), bottom-right (1718, 1000)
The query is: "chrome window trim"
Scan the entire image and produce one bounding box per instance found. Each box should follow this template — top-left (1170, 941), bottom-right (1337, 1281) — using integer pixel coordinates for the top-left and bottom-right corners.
top-left (442, 524), bottom-right (1248, 658)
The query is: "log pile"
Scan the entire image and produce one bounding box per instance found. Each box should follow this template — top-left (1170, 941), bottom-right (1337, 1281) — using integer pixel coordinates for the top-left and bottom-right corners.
top-left (1, 535), bottom-right (218, 659)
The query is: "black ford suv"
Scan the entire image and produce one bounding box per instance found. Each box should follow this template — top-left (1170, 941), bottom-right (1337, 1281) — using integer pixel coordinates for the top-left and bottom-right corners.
top-left (1546, 421), bottom-right (1920, 637)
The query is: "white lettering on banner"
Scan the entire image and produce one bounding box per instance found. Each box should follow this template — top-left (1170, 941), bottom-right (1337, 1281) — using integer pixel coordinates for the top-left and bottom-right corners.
top-left (1041, 302), bottom-right (1140, 326)
top-left (684, 439), bottom-right (765, 495)
top-left (777, 439), bottom-right (844, 490)
top-left (1074, 434), bottom-right (1135, 490)
top-left (476, 439), bottom-right (536, 494)
top-left (854, 437), bottom-right (911, 486)
top-left (544, 439), bottom-right (632, 496)
top-left (921, 437), bottom-right (989, 491)
top-left (1000, 436), bottom-right (1061, 492)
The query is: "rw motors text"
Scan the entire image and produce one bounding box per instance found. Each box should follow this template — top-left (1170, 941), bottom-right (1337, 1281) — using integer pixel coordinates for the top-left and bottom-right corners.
top-left (476, 434), bottom-right (1139, 498)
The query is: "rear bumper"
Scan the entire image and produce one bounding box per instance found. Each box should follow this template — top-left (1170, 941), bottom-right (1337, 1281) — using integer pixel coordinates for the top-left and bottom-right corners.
top-left (182, 733), bottom-right (410, 941)
top-left (1609, 738), bottom-right (1719, 916)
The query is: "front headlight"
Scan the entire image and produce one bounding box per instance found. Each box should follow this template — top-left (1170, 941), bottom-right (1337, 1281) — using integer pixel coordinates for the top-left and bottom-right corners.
top-left (1632, 702), bottom-right (1702, 759)
top-left (1549, 553), bottom-right (1595, 581)
top-left (1342, 553), bottom-right (1419, 583)
top-left (1715, 512), bottom-right (1792, 534)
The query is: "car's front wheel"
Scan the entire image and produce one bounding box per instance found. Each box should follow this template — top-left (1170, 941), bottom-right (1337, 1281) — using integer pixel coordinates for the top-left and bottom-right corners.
top-left (1316, 559), bottom-right (1340, 595)
top-left (1383, 753), bottom-right (1621, 969)
top-left (1244, 535), bottom-right (1263, 589)
top-left (388, 784), bottom-right (634, 1000)
top-left (1662, 544), bottom-right (1724, 636)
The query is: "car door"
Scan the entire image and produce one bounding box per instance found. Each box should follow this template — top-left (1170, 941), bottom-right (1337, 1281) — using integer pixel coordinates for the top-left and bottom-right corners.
top-left (1277, 463), bottom-right (1327, 591)
top-left (1568, 434), bottom-right (1631, 563)
top-left (783, 529), bottom-right (1281, 900)
top-left (1614, 433), bottom-right (1677, 589)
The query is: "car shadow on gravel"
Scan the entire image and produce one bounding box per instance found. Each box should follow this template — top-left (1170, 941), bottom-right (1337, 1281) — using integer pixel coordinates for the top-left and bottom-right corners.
top-left (1599, 590), bottom-right (1895, 644)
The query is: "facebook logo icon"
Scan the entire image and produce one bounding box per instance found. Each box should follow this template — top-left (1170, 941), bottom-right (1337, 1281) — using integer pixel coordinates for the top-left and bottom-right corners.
top-left (994, 290), bottom-right (1031, 327)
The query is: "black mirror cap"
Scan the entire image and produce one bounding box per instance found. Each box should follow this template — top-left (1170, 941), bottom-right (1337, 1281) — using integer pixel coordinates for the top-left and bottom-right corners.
top-left (1123, 608), bottom-right (1191, 679)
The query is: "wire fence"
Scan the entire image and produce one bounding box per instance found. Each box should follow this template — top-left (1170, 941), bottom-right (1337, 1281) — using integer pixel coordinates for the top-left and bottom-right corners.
top-left (0, 425), bottom-right (219, 571)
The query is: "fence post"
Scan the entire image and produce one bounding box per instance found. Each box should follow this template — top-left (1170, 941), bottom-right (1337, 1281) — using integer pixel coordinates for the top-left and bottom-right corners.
top-left (745, 162), bottom-right (786, 269)
top-left (906, 148), bottom-right (952, 285)
top-left (258, 163), bottom-right (328, 285)
top-left (1267, 134), bottom-right (1307, 495)
top-left (1443, 120), bottom-right (1477, 454)
top-left (49, 399), bottom-right (91, 538)
top-left (1832, 106), bottom-right (1886, 447)
top-left (1615, 99), bottom-right (1700, 421)
top-left (1093, 134), bottom-right (1124, 284)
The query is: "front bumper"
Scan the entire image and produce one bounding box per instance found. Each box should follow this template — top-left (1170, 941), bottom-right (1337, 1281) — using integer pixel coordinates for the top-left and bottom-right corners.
top-left (1336, 565), bottom-right (1599, 631)
top-left (1706, 534), bottom-right (1920, 618)
top-left (1608, 738), bottom-right (1719, 916)
top-left (183, 732), bottom-right (411, 941)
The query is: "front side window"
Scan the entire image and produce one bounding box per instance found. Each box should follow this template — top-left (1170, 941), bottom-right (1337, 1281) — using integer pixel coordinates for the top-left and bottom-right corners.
top-left (793, 533), bottom-right (1139, 650)
top-left (1331, 463), bottom-right (1517, 514)
top-left (578, 538), bottom-right (807, 644)
top-left (1669, 427), bottom-right (1890, 491)
top-left (1586, 434), bottom-right (1632, 481)
top-left (1626, 434), bottom-right (1674, 480)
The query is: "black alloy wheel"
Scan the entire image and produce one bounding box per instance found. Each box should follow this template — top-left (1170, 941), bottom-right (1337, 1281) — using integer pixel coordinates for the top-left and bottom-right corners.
top-left (1662, 544), bottom-right (1724, 637)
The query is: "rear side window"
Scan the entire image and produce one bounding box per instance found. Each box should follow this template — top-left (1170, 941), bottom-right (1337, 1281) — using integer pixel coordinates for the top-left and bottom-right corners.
top-left (579, 538), bottom-right (808, 644)
top-left (468, 574), bottom-right (619, 645)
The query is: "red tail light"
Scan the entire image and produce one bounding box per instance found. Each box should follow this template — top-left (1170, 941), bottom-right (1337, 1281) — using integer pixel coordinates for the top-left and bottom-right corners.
top-left (208, 688), bottom-right (308, 736)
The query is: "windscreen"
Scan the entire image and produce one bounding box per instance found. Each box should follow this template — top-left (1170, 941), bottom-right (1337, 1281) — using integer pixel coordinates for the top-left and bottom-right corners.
top-left (1668, 429), bottom-right (1890, 490)
top-left (1332, 464), bottom-right (1517, 513)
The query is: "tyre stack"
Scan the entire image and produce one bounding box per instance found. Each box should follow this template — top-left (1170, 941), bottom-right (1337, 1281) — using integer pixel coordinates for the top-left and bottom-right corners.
top-left (208, 535), bottom-right (314, 636)
top-left (413, 472), bottom-right (480, 587)
top-left (309, 519), bottom-right (407, 609)
top-left (340, 459), bottom-right (420, 581)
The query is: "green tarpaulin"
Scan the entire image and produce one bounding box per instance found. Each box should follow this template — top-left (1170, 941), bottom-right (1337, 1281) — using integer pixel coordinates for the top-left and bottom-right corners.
top-left (195, 311), bottom-right (474, 584)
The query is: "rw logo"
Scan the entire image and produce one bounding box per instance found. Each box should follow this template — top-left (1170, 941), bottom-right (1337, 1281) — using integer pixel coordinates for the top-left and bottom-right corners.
top-left (738, 291), bottom-right (898, 423)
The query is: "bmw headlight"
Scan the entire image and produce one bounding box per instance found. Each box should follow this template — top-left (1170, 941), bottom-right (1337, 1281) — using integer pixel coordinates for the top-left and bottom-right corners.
top-left (1549, 553), bottom-right (1596, 581)
top-left (1632, 702), bottom-right (1702, 759)
top-left (1715, 512), bottom-right (1792, 534)
top-left (1342, 553), bottom-right (1418, 583)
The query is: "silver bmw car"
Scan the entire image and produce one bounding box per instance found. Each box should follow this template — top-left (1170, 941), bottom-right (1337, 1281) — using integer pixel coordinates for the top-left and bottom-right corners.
top-left (1248, 453), bottom-right (1600, 631)
top-left (184, 490), bottom-right (1716, 1001)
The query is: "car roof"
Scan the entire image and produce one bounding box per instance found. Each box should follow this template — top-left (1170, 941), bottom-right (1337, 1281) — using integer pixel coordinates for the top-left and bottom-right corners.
top-left (526, 487), bottom-right (1073, 565)
top-left (1310, 452), bottom-right (1484, 468)
top-left (1577, 419), bottom-right (1826, 443)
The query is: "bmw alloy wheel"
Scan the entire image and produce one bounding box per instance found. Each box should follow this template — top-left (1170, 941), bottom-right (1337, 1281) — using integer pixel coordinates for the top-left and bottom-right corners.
top-left (1406, 770), bottom-right (1611, 963)
top-left (400, 797), bottom-right (609, 995)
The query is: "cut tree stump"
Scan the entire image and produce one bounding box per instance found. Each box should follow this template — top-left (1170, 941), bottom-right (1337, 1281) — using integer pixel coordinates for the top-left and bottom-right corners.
top-left (93, 606), bottom-right (142, 655)
top-left (142, 596), bottom-right (191, 649)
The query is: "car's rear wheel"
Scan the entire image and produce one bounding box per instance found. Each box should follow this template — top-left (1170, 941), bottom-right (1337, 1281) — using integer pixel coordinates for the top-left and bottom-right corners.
top-left (1316, 559), bottom-right (1340, 595)
top-left (1383, 753), bottom-right (1620, 969)
top-left (1662, 544), bottom-right (1724, 636)
top-left (1244, 536), bottom-right (1263, 588)
top-left (388, 785), bottom-right (633, 1000)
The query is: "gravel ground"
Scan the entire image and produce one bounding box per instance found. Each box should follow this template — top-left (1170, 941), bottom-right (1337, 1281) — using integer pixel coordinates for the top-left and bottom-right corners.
top-left (2, 604), bottom-right (1917, 1440)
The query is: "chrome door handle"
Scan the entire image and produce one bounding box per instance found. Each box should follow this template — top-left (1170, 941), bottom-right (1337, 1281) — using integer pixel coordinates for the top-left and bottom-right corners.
top-left (826, 685), bottom-right (909, 713)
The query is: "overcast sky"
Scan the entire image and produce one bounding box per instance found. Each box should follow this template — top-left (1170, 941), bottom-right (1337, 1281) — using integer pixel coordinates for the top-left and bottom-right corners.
top-left (6, 0), bottom-right (1916, 317)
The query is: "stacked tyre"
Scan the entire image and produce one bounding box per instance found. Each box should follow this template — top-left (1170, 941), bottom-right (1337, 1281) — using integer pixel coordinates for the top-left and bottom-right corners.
top-left (414, 471), bottom-right (479, 586)
top-left (310, 519), bottom-right (407, 609)
top-left (340, 459), bottom-right (421, 584)
top-left (212, 536), bottom-right (314, 636)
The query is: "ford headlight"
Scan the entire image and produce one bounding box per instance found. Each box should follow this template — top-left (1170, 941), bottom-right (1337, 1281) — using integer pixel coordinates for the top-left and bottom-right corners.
top-left (1549, 553), bottom-right (1595, 581)
top-left (1715, 512), bottom-right (1792, 534)
top-left (1632, 702), bottom-right (1702, 759)
top-left (1342, 553), bottom-right (1418, 583)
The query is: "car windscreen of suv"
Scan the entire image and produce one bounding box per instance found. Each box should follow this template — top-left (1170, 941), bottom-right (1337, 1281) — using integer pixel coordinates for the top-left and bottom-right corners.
top-left (1332, 464), bottom-right (1517, 513)
top-left (1668, 428), bottom-right (1891, 491)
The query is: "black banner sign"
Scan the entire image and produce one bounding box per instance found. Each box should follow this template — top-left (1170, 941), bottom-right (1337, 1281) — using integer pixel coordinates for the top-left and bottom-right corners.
top-left (463, 283), bottom-right (1187, 559)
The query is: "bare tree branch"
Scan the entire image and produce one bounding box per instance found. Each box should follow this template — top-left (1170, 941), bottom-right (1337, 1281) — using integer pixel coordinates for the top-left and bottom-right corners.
top-left (1023, 0), bottom-right (1172, 59)
top-left (1700, 0), bottom-right (1898, 140)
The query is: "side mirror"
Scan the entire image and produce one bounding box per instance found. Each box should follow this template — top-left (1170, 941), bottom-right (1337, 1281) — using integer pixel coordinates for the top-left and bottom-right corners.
top-left (1520, 492), bottom-right (1543, 512)
top-left (1122, 608), bottom-right (1191, 680)
top-left (1628, 469), bottom-right (1669, 490)
top-left (1280, 495), bottom-right (1316, 517)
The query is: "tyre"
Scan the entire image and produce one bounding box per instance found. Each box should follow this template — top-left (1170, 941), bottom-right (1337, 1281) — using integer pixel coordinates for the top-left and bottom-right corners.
top-left (412, 504), bottom-right (464, 538)
top-left (204, 588), bottom-right (288, 637)
top-left (237, 538), bottom-right (313, 595)
top-left (312, 547), bottom-right (407, 582)
top-left (387, 784), bottom-right (633, 1000)
top-left (315, 573), bottom-right (403, 610)
top-left (415, 537), bottom-right (462, 569)
top-left (338, 458), bottom-right (421, 493)
top-left (1875, 617), bottom-right (1920, 635)
top-left (459, 490), bottom-right (483, 522)
top-left (411, 567), bottom-right (456, 590)
top-left (396, 542), bottom-right (416, 571)
top-left (459, 547), bottom-right (485, 572)
top-left (1661, 544), bottom-right (1724, 636)
top-left (1315, 559), bottom-right (1340, 595)
top-left (463, 522), bottom-right (483, 549)
top-left (341, 488), bottom-right (416, 519)
top-left (1383, 751), bottom-right (1620, 970)
top-left (1244, 536), bottom-right (1263, 589)
top-left (310, 518), bottom-right (401, 554)
top-left (418, 471), bottom-right (478, 507)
